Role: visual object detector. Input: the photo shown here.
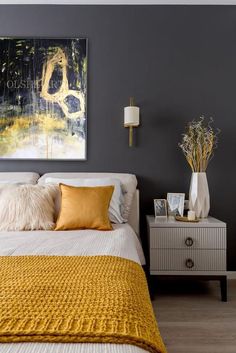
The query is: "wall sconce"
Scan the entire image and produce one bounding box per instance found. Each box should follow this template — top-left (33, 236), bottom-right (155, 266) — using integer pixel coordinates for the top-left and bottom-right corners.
top-left (124, 97), bottom-right (140, 147)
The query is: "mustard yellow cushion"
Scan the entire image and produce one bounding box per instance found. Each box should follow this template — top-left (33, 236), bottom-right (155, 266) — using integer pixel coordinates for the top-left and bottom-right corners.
top-left (55, 184), bottom-right (114, 231)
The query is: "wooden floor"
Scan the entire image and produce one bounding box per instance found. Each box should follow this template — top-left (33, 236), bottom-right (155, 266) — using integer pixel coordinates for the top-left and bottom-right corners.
top-left (152, 279), bottom-right (236, 353)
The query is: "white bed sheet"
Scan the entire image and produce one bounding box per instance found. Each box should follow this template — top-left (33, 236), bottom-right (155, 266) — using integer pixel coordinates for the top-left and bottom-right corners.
top-left (0, 224), bottom-right (147, 353)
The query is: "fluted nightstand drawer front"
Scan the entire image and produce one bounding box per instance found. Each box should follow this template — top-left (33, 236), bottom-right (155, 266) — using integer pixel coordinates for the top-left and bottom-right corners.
top-left (147, 216), bottom-right (227, 301)
top-left (150, 249), bottom-right (226, 271)
top-left (150, 227), bottom-right (226, 249)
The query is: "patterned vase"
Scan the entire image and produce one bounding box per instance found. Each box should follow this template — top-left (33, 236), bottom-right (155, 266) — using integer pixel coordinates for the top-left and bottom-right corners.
top-left (189, 172), bottom-right (210, 218)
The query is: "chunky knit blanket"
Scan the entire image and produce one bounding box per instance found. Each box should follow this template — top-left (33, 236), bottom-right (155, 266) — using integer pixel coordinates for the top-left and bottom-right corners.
top-left (0, 255), bottom-right (167, 353)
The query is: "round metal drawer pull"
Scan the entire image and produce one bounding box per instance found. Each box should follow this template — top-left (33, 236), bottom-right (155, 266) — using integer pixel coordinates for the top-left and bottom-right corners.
top-left (185, 237), bottom-right (194, 247)
top-left (185, 258), bottom-right (194, 269)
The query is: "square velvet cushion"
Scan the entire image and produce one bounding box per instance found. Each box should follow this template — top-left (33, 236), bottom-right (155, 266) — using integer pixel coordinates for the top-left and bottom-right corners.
top-left (55, 184), bottom-right (114, 231)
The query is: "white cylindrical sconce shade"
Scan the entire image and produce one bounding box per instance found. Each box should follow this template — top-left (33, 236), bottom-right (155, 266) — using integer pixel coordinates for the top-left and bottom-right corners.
top-left (124, 106), bottom-right (140, 127)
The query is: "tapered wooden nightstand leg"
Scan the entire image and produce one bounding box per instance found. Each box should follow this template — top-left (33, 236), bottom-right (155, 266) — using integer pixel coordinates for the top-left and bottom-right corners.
top-left (220, 276), bottom-right (227, 302)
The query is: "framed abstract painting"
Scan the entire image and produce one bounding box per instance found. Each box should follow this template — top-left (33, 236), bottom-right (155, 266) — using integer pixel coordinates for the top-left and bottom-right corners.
top-left (0, 37), bottom-right (87, 159)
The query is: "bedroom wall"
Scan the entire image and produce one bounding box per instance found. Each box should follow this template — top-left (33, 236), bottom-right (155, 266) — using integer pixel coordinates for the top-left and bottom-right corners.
top-left (0, 5), bottom-right (235, 269)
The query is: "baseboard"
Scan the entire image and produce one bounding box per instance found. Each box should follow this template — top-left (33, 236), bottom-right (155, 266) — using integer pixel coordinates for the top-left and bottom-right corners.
top-left (227, 271), bottom-right (236, 279)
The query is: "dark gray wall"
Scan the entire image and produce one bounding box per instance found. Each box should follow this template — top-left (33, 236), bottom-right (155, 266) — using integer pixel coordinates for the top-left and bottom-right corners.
top-left (0, 5), bottom-right (235, 269)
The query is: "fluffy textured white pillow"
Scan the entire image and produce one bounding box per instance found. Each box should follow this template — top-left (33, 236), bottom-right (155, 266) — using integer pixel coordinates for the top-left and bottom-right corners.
top-left (0, 184), bottom-right (57, 231)
top-left (44, 177), bottom-right (125, 224)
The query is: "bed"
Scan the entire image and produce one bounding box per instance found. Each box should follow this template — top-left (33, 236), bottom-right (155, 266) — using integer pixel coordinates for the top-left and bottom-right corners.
top-left (0, 172), bottom-right (166, 353)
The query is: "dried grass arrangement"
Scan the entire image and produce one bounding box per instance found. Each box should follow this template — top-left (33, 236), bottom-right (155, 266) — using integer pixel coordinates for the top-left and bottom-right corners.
top-left (179, 117), bottom-right (220, 172)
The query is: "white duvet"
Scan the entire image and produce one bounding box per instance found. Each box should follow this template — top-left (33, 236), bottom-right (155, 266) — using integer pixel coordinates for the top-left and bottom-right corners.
top-left (0, 224), bottom-right (147, 353)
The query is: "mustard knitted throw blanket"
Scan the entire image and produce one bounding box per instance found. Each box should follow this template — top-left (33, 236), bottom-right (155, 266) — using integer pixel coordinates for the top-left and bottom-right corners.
top-left (0, 255), bottom-right (167, 353)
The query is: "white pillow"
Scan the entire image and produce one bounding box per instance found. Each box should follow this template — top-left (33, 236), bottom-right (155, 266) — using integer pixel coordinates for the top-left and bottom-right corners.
top-left (38, 173), bottom-right (137, 222)
top-left (0, 184), bottom-right (57, 231)
top-left (44, 177), bottom-right (125, 224)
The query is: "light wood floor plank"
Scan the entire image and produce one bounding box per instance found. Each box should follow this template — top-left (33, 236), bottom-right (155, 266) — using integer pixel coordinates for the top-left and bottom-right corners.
top-left (152, 279), bottom-right (236, 353)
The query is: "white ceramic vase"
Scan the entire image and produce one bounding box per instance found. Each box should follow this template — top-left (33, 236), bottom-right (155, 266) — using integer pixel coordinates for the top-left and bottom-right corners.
top-left (189, 172), bottom-right (210, 218)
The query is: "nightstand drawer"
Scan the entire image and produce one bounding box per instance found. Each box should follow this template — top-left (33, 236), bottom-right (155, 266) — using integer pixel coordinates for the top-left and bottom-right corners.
top-left (150, 249), bottom-right (226, 271)
top-left (150, 227), bottom-right (226, 249)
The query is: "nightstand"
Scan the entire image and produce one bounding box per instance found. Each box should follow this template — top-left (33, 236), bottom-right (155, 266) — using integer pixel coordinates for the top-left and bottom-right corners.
top-left (147, 215), bottom-right (227, 301)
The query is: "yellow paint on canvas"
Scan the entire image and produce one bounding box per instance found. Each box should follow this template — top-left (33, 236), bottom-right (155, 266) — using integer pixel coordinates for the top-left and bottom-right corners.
top-left (0, 114), bottom-right (85, 159)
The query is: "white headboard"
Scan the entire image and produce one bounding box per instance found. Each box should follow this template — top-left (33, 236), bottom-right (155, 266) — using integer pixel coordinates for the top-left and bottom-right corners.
top-left (128, 190), bottom-right (139, 236)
